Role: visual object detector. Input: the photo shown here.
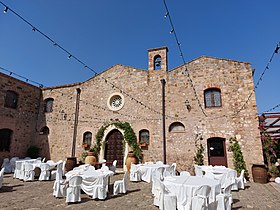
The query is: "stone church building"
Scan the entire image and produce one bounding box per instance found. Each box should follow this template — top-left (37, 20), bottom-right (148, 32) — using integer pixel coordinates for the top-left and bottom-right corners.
top-left (0, 46), bottom-right (264, 176)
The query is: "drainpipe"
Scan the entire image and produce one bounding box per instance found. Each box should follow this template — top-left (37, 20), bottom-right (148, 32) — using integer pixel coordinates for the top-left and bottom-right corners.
top-left (161, 79), bottom-right (167, 164)
top-left (71, 88), bottom-right (81, 157)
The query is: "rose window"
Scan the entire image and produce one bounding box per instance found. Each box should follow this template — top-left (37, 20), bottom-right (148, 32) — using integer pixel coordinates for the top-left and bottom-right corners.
top-left (108, 93), bottom-right (125, 111)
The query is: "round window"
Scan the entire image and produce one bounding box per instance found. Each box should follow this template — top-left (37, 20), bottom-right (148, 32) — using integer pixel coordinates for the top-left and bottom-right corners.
top-left (107, 93), bottom-right (125, 111)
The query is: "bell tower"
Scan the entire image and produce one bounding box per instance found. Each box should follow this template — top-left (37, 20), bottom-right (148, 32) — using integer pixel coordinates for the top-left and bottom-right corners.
top-left (148, 46), bottom-right (168, 71)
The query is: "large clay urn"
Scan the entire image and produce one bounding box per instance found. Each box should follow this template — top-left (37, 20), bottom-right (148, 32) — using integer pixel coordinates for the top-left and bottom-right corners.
top-left (85, 151), bottom-right (97, 166)
top-left (126, 151), bottom-right (139, 173)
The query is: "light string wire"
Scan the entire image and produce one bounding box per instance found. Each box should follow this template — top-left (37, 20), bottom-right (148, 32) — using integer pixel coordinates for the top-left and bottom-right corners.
top-left (0, 66), bottom-right (44, 88)
top-left (162, 0), bottom-right (207, 117)
top-left (234, 42), bottom-right (280, 116)
top-left (262, 103), bottom-right (280, 113)
top-left (0, 1), bottom-right (179, 120)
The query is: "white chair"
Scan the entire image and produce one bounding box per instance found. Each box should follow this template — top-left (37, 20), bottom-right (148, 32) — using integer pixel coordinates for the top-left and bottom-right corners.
top-left (204, 171), bottom-right (215, 179)
top-left (0, 168), bottom-right (5, 189)
top-left (53, 162), bottom-right (68, 198)
top-left (130, 163), bottom-right (141, 182)
top-left (100, 159), bottom-right (106, 166)
top-left (153, 178), bottom-right (177, 210)
top-left (235, 169), bottom-right (246, 190)
top-left (91, 174), bottom-right (109, 200)
top-left (191, 185), bottom-right (211, 210)
top-left (194, 165), bottom-right (203, 177)
top-left (113, 172), bottom-right (128, 195)
top-left (164, 163), bottom-right (176, 177)
top-left (24, 157), bottom-right (31, 160)
top-left (66, 175), bottom-right (83, 203)
top-left (39, 163), bottom-right (51, 181)
top-left (101, 165), bottom-right (109, 171)
top-left (156, 161), bottom-right (164, 165)
top-left (152, 167), bottom-right (165, 196)
top-left (14, 161), bottom-right (24, 179)
top-left (1, 158), bottom-right (12, 173)
top-left (226, 171), bottom-right (238, 190)
top-left (10, 157), bottom-right (19, 173)
top-left (23, 162), bottom-right (35, 181)
top-left (180, 171), bottom-right (191, 176)
top-left (216, 182), bottom-right (235, 210)
top-left (109, 160), bottom-right (117, 174)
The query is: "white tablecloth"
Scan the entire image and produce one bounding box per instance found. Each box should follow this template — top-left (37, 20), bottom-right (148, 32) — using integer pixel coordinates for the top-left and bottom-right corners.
top-left (200, 166), bottom-right (237, 187)
top-left (164, 176), bottom-right (221, 210)
top-left (65, 168), bottom-right (114, 196)
top-left (138, 163), bottom-right (170, 183)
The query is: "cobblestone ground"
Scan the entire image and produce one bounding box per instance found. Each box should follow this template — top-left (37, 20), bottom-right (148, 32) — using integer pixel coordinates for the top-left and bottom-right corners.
top-left (1, 173), bottom-right (280, 210)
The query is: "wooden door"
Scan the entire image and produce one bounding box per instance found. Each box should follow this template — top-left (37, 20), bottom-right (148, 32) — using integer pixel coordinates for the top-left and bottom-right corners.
top-left (105, 129), bottom-right (124, 168)
top-left (207, 137), bottom-right (228, 167)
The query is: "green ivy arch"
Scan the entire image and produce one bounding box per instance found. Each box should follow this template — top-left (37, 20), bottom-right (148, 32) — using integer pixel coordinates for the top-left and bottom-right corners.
top-left (91, 121), bottom-right (142, 161)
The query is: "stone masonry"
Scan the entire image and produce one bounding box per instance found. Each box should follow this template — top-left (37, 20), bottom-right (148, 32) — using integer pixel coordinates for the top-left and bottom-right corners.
top-left (0, 47), bottom-right (263, 179)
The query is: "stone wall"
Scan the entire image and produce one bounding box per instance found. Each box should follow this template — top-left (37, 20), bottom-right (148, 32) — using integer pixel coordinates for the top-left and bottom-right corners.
top-left (0, 72), bottom-right (41, 164)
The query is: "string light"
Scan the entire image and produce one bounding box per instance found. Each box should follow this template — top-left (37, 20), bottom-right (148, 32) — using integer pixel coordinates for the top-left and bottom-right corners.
top-left (0, 66), bottom-right (45, 88)
top-left (3, 6), bottom-right (8, 13)
top-left (68, 54), bottom-right (72, 59)
top-left (263, 103), bottom-right (280, 113)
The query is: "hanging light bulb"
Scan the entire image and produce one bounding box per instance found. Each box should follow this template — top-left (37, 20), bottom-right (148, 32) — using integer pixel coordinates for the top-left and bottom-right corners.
top-left (170, 28), bottom-right (174, 34)
top-left (32, 27), bottom-right (36, 32)
top-left (3, 7), bottom-right (8, 13)
top-left (164, 12), bottom-right (169, 18)
top-left (68, 54), bottom-right (72, 59)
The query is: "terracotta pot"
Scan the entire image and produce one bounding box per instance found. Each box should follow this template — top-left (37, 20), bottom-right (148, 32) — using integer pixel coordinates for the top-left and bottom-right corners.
top-left (85, 152), bottom-right (97, 166)
top-left (126, 152), bottom-right (139, 173)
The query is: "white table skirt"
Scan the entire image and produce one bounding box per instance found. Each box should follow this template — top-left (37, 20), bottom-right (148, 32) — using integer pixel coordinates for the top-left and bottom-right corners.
top-left (65, 168), bottom-right (114, 196)
top-left (138, 163), bottom-right (170, 183)
top-left (164, 176), bottom-right (221, 210)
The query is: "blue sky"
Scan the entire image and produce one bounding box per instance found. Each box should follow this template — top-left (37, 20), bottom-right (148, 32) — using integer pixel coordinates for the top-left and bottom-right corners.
top-left (0, 0), bottom-right (279, 114)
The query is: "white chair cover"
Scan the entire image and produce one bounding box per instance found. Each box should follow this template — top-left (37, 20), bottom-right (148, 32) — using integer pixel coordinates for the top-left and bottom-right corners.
top-left (91, 174), bottom-right (109, 199)
top-left (216, 182), bottom-right (234, 210)
top-left (191, 185), bottom-right (211, 210)
top-left (66, 175), bottom-right (83, 203)
top-left (235, 169), bottom-right (246, 190)
top-left (10, 157), bottom-right (19, 173)
top-left (168, 163), bottom-right (176, 176)
top-left (1, 158), bottom-right (12, 173)
top-left (14, 161), bottom-right (23, 179)
top-left (109, 160), bottom-right (117, 174)
top-left (130, 163), bottom-right (141, 182)
top-left (101, 165), bottom-right (109, 171)
top-left (113, 172), bottom-right (128, 195)
top-left (156, 161), bottom-right (164, 165)
top-left (23, 162), bottom-right (35, 181)
top-left (204, 171), bottom-right (215, 179)
top-left (53, 162), bottom-right (67, 198)
top-left (39, 163), bottom-right (51, 181)
top-left (194, 165), bottom-right (204, 177)
top-left (0, 168), bottom-right (5, 188)
top-left (180, 171), bottom-right (191, 176)
top-left (154, 178), bottom-right (177, 210)
top-left (152, 167), bottom-right (165, 196)
top-left (225, 171), bottom-right (238, 190)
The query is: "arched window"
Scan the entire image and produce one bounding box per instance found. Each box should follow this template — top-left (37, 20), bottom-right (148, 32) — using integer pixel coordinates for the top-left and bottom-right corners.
top-left (169, 122), bottom-right (185, 132)
top-left (44, 98), bottom-right (54, 113)
top-left (154, 55), bottom-right (162, 70)
top-left (139, 129), bottom-right (150, 145)
top-left (0, 128), bottom-right (13, 152)
top-left (204, 88), bottom-right (222, 108)
top-left (40, 126), bottom-right (49, 135)
top-left (83, 132), bottom-right (92, 146)
top-left (4, 90), bottom-right (18, 109)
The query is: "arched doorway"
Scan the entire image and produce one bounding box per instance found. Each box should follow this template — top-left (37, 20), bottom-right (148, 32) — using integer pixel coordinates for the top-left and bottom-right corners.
top-left (105, 129), bottom-right (124, 168)
top-left (207, 137), bottom-right (228, 166)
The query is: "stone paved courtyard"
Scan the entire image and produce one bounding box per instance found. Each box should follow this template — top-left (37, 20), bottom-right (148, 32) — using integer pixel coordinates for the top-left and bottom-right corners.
top-left (1, 173), bottom-right (280, 210)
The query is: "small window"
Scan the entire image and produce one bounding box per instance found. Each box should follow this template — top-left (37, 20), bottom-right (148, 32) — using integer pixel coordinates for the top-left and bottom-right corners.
top-left (169, 122), bottom-right (185, 132)
top-left (0, 128), bottom-right (13, 152)
top-left (139, 129), bottom-right (149, 145)
top-left (83, 132), bottom-right (92, 146)
top-left (40, 126), bottom-right (49, 135)
top-left (154, 55), bottom-right (162, 70)
top-left (4, 90), bottom-right (18, 109)
top-left (44, 98), bottom-right (54, 113)
top-left (204, 88), bottom-right (222, 108)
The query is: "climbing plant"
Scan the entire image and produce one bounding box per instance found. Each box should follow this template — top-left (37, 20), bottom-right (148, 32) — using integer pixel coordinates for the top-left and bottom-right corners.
top-left (193, 132), bottom-right (205, 165)
top-left (92, 121), bottom-right (142, 161)
top-left (228, 137), bottom-right (249, 178)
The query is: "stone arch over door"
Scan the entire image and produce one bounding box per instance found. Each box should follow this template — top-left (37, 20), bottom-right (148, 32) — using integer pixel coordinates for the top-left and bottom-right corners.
top-left (99, 125), bottom-right (129, 171)
top-left (207, 137), bottom-right (228, 167)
